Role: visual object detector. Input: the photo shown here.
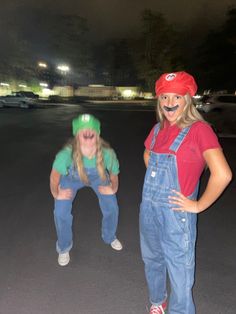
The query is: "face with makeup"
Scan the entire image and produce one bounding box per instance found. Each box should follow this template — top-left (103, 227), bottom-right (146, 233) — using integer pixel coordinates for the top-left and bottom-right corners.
top-left (159, 93), bottom-right (187, 125)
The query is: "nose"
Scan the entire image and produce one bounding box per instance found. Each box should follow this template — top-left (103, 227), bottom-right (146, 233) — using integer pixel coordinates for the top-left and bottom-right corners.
top-left (167, 96), bottom-right (175, 106)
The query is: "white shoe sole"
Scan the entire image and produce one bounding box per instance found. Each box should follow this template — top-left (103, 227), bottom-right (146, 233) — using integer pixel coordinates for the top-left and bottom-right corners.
top-left (111, 239), bottom-right (123, 251)
top-left (58, 253), bottom-right (70, 266)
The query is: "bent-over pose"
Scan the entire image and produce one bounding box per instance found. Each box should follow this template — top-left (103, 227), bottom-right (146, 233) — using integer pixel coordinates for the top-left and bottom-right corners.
top-left (50, 114), bottom-right (123, 266)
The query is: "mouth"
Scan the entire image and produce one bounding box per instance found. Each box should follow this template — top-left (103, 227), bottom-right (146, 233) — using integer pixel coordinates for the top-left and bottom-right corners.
top-left (82, 131), bottom-right (95, 140)
top-left (163, 105), bottom-right (179, 112)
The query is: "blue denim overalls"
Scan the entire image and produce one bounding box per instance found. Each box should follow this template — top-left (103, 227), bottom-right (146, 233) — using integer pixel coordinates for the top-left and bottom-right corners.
top-left (54, 164), bottom-right (119, 253)
top-left (140, 123), bottom-right (199, 314)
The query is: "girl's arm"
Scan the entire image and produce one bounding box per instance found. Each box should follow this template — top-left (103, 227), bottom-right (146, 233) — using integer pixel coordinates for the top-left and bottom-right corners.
top-left (169, 148), bottom-right (232, 213)
top-left (50, 168), bottom-right (61, 198)
top-left (98, 173), bottom-right (119, 195)
top-left (50, 168), bottom-right (73, 200)
top-left (196, 148), bottom-right (232, 212)
top-left (109, 173), bottom-right (119, 194)
top-left (144, 149), bottom-right (150, 168)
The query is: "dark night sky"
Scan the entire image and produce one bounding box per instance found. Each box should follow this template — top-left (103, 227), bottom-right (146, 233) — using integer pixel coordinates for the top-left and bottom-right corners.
top-left (1, 0), bottom-right (236, 40)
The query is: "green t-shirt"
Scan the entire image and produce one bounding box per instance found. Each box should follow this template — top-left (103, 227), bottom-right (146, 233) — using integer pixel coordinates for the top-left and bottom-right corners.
top-left (52, 146), bottom-right (119, 175)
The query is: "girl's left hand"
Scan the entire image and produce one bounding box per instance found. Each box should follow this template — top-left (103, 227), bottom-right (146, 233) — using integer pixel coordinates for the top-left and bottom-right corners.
top-left (98, 185), bottom-right (114, 195)
top-left (169, 190), bottom-right (199, 213)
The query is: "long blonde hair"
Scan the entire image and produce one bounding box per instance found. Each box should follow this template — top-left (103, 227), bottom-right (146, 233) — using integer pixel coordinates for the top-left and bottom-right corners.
top-left (156, 94), bottom-right (206, 129)
top-left (70, 135), bottom-right (110, 184)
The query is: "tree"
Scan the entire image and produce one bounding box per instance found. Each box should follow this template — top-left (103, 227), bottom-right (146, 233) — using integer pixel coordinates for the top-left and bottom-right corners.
top-left (0, 6), bottom-right (94, 86)
top-left (131, 10), bottom-right (184, 91)
top-left (92, 39), bottom-right (138, 86)
top-left (44, 13), bottom-right (94, 85)
top-left (0, 17), bottom-right (36, 84)
top-left (196, 7), bottom-right (236, 91)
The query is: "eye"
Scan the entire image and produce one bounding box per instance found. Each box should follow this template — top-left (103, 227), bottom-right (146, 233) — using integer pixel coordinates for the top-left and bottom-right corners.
top-left (160, 95), bottom-right (168, 100)
top-left (175, 95), bottom-right (182, 100)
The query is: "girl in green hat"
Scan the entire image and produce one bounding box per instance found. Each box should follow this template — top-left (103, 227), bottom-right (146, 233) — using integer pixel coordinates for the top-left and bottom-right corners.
top-left (50, 114), bottom-right (122, 266)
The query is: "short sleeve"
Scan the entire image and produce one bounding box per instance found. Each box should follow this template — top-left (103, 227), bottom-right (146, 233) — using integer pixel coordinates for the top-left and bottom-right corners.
top-left (103, 148), bottom-right (120, 175)
top-left (52, 147), bottom-right (73, 175)
top-left (193, 122), bottom-right (221, 154)
top-left (144, 126), bottom-right (156, 150)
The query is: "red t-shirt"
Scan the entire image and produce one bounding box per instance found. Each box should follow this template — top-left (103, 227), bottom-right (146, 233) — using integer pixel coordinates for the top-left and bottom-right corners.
top-left (144, 121), bottom-right (221, 196)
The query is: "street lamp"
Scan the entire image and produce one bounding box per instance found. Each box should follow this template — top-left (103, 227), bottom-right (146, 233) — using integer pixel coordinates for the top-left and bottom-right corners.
top-left (57, 64), bottom-right (70, 73)
top-left (38, 62), bottom-right (48, 68)
top-left (18, 84), bottom-right (27, 88)
top-left (0, 82), bottom-right (10, 86)
top-left (40, 82), bottom-right (48, 87)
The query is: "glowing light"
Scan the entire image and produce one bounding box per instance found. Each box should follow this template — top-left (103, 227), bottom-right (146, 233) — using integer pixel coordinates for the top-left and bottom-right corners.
top-left (40, 82), bottom-right (48, 87)
top-left (143, 92), bottom-right (154, 99)
top-left (0, 82), bottom-right (10, 86)
top-left (57, 64), bottom-right (70, 72)
top-left (42, 88), bottom-right (53, 97)
top-left (38, 62), bottom-right (47, 68)
top-left (89, 84), bottom-right (105, 87)
top-left (19, 84), bottom-right (27, 88)
top-left (193, 94), bottom-right (202, 99)
top-left (122, 89), bottom-right (133, 98)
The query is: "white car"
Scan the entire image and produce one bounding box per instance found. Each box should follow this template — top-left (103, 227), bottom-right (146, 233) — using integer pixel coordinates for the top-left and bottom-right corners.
top-left (0, 92), bottom-right (37, 108)
top-left (196, 94), bottom-right (236, 113)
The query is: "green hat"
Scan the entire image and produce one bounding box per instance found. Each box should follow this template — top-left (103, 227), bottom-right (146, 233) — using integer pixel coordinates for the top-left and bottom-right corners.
top-left (72, 114), bottom-right (101, 136)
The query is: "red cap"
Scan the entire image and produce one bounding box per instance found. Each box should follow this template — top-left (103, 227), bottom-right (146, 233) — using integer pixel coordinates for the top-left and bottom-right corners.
top-left (155, 71), bottom-right (197, 97)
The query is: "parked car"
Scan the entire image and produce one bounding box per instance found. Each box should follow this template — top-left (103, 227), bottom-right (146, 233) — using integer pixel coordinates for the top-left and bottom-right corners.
top-left (196, 94), bottom-right (236, 113)
top-left (0, 91), bottom-right (38, 108)
top-left (17, 91), bottom-right (39, 99)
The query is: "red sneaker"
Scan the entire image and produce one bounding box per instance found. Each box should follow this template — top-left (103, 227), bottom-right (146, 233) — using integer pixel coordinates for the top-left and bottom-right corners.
top-left (149, 301), bottom-right (167, 314)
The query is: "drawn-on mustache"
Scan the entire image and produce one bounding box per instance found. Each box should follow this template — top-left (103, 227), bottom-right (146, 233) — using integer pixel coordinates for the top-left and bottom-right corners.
top-left (163, 105), bottom-right (179, 112)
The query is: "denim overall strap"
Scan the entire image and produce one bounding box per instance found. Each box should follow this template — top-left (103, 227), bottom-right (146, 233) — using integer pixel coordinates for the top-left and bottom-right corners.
top-left (150, 123), bottom-right (160, 150)
top-left (169, 126), bottom-right (191, 152)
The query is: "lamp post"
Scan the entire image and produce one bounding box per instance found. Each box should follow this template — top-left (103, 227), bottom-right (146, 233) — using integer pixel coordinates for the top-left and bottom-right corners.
top-left (37, 61), bottom-right (51, 86)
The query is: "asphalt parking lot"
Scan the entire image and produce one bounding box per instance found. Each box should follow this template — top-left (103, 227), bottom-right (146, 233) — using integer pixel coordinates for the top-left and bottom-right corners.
top-left (0, 103), bottom-right (235, 314)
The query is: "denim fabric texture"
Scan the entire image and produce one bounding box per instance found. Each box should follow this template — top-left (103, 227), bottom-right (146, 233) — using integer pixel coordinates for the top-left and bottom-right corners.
top-left (140, 123), bottom-right (199, 314)
top-left (54, 165), bottom-right (119, 253)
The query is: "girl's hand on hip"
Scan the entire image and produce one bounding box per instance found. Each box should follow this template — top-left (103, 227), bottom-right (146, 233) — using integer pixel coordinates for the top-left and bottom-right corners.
top-left (169, 190), bottom-right (199, 213)
top-left (98, 185), bottom-right (114, 195)
top-left (56, 186), bottom-right (73, 200)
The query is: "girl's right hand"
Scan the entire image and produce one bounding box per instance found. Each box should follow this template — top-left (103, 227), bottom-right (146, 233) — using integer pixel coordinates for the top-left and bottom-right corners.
top-left (56, 185), bottom-right (73, 200)
top-left (98, 184), bottom-right (115, 195)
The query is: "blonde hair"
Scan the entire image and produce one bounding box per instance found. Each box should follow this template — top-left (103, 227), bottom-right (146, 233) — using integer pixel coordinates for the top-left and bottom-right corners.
top-left (69, 135), bottom-right (110, 184)
top-left (156, 93), bottom-right (206, 129)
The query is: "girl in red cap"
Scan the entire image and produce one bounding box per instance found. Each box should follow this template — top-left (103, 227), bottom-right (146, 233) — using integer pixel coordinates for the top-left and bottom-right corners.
top-left (140, 71), bottom-right (232, 314)
top-left (50, 114), bottom-right (122, 266)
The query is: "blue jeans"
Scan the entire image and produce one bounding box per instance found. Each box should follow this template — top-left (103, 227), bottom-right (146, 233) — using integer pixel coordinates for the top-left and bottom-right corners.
top-left (54, 166), bottom-right (119, 253)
